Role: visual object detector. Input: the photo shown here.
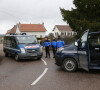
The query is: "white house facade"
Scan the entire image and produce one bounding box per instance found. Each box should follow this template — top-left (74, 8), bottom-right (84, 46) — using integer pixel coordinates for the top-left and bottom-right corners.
top-left (53, 25), bottom-right (76, 37)
top-left (21, 31), bottom-right (46, 38)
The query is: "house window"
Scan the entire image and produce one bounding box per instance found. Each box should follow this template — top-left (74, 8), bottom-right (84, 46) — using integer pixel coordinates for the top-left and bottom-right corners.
top-left (65, 32), bottom-right (66, 36)
top-left (67, 32), bottom-right (70, 36)
top-left (61, 32), bottom-right (64, 36)
top-left (40, 35), bottom-right (42, 38)
top-left (71, 32), bottom-right (72, 36)
top-left (35, 35), bottom-right (37, 37)
top-left (57, 32), bottom-right (59, 36)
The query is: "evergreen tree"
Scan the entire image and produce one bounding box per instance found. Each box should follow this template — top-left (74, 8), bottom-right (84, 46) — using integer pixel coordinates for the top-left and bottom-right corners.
top-left (60, 0), bottom-right (100, 38)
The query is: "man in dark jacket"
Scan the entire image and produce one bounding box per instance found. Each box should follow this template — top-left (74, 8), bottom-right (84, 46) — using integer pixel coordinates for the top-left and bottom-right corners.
top-left (51, 37), bottom-right (57, 58)
top-left (43, 37), bottom-right (51, 58)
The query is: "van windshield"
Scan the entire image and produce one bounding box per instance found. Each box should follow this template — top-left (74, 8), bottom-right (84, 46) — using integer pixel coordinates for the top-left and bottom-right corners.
top-left (16, 36), bottom-right (38, 44)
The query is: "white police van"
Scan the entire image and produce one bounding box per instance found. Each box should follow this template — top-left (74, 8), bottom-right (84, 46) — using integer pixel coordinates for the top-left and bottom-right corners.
top-left (3, 34), bottom-right (43, 61)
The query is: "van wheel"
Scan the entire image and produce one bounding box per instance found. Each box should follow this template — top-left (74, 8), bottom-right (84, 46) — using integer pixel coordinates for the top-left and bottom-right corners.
top-left (62, 58), bottom-right (77, 72)
top-left (5, 52), bottom-right (8, 57)
top-left (15, 54), bottom-right (20, 61)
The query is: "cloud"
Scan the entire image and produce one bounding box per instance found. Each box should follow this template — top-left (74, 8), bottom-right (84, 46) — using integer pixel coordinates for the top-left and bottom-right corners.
top-left (0, 0), bottom-right (74, 34)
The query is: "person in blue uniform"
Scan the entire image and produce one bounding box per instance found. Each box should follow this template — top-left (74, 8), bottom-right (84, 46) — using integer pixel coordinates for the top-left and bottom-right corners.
top-left (51, 37), bottom-right (57, 58)
top-left (43, 37), bottom-right (51, 58)
top-left (57, 36), bottom-right (65, 48)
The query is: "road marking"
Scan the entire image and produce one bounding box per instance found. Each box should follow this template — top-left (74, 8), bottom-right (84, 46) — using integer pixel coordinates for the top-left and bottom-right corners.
top-left (31, 68), bottom-right (48, 86)
top-left (41, 58), bottom-right (47, 66)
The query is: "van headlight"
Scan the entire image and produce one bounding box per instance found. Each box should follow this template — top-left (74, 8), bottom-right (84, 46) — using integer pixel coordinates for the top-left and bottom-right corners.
top-left (57, 47), bottom-right (64, 52)
top-left (39, 47), bottom-right (43, 52)
top-left (20, 48), bottom-right (26, 53)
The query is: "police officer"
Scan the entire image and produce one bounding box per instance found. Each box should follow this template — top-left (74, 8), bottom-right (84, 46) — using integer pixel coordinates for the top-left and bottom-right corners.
top-left (51, 37), bottom-right (57, 58)
top-left (43, 37), bottom-right (51, 58)
top-left (57, 36), bottom-right (65, 48)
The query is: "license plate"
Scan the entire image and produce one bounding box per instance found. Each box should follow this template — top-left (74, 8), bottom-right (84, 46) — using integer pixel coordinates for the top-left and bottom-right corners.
top-left (31, 54), bottom-right (37, 56)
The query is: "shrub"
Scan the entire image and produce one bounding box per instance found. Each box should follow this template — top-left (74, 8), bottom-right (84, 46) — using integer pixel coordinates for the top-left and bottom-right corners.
top-left (62, 37), bottom-right (77, 45)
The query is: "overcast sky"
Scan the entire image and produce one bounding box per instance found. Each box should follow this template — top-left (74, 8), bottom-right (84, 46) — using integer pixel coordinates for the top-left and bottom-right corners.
top-left (0, 0), bottom-right (74, 34)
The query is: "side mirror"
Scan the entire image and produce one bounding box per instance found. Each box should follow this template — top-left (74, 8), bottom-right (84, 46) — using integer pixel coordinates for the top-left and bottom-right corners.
top-left (75, 42), bottom-right (78, 47)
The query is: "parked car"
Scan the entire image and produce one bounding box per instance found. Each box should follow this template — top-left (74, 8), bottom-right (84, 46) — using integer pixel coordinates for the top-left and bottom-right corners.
top-left (55, 30), bottom-right (100, 72)
top-left (3, 35), bottom-right (43, 61)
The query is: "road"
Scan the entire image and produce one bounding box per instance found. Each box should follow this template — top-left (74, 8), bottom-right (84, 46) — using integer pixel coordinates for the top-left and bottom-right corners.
top-left (1, 44), bottom-right (100, 90)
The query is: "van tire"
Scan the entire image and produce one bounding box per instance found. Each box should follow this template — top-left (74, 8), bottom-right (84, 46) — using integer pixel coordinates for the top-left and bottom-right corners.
top-left (62, 58), bottom-right (77, 72)
top-left (5, 52), bottom-right (8, 57)
top-left (15, 54), bottom-right (20, 61)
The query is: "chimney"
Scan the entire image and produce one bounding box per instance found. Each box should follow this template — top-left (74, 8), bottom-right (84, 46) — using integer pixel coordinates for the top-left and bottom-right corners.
top-left (42, 22), bottom-right (44, 27)
top-left (18, 22), bottom-right (21, 28)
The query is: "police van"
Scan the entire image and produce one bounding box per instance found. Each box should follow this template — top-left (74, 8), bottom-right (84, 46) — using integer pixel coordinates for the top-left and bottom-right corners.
top-left (55, 30), bottom-right (100, 72)
top-left (3, 35), bottom-right (43, 61)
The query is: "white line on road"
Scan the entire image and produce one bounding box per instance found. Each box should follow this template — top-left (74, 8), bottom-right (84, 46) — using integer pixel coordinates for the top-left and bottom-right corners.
top-left (31, 68), bottom-right (48, 86)
top-left (41, 58), bottom-right (47, 66)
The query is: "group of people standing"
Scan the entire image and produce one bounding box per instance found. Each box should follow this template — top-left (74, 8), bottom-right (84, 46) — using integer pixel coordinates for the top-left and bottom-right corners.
top-left (43, 36), bottom-right (65, 58)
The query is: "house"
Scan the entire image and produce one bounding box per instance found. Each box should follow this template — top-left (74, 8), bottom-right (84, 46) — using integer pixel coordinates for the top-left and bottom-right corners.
top-left (52, 25), bottom-right (76, 37)
top-left (6, 22), bottom-right (47, 38)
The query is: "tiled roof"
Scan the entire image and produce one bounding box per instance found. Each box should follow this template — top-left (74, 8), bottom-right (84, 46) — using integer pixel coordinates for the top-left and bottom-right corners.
top-left (55, 25), bottom-right (72, 31)
top-left (18, 24), bottom-right (47, 32)
top-left (7, 23), bottom-right (47, 34)
top-left (7, 25), bottom-right (16, 34)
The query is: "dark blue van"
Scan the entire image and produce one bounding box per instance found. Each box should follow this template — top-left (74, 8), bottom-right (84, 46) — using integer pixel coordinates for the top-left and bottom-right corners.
top-left (55, 30), bottom-right (100, 72)
top-left (3, 35), bottom-right (43, 61)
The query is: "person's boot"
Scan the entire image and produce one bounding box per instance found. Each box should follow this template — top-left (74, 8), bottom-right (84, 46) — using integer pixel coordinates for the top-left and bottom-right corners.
top-left (45, 56), bottom-right (47, 58)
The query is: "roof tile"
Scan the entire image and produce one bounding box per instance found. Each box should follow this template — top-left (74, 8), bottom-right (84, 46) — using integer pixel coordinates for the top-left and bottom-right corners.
top-left (18, 24), bottom-right (47, 32)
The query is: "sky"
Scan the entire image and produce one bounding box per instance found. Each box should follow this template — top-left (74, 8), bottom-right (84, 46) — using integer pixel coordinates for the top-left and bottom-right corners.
top-left (0, 0), bottom-right (74, 34)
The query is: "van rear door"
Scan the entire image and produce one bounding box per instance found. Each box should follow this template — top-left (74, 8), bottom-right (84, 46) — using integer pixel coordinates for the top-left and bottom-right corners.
top-left (78, 30), bottom-right (89, 71)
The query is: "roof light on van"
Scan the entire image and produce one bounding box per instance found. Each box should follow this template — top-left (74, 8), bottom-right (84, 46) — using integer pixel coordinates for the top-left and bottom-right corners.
top-left (21, 33), bottom-right (26, 35)
top-left (10, 33), bottom-right (15, 35)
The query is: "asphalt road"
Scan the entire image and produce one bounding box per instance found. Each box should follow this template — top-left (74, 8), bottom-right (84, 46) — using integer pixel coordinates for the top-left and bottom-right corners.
top-left (1, 44), bottom-right (100, 90)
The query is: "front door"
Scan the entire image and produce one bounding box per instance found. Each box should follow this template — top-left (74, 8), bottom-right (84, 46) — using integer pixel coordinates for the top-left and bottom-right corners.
top-left (78, 30), bottom-right (89, 71)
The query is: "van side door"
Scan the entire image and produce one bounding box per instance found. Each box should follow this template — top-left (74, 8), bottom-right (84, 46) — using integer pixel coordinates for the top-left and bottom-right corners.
top-left (78, 30), bottom-right (89, 71)
top-left (89, 33), bottom-right (100, 64)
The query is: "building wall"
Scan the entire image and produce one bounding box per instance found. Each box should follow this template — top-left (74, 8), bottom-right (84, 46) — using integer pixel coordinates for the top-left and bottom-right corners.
top-left (53, 27), bottom-right (61, 37)
top-left (16, 26), bottom-right (21, 33)
top-left (53, 26), bottom-right (75, 37)
top-left (21, 31), bottom-right (46, 38)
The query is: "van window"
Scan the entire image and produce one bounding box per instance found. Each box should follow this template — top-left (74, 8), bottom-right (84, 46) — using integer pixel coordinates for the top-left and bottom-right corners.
top-left (11, 39), bottom-right (17, 48)
top-left (89, 34), bottom-right (100, 46)
top-left (80, 31), bottom-right (88, 48)
top-left (6, 39), bottom-right (11, 47)
top-left (16, 36), bottom-right (38, 44)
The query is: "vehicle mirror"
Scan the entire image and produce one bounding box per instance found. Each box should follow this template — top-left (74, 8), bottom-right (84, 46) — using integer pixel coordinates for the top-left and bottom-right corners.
top-left (75, 42), bottom-right (78, 47)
